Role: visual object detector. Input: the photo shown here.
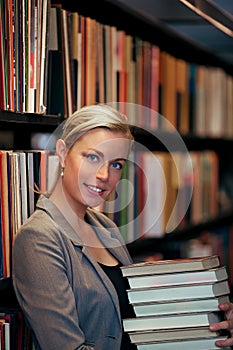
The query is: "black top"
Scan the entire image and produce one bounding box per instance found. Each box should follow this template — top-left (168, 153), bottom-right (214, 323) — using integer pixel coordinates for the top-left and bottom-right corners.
top-left (98, 262), bottom-right (137, 350)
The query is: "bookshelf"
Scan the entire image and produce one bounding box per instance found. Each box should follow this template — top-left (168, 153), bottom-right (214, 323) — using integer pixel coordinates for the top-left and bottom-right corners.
top-left (1, 0), bottom-right (233, 278)
top-left (60, 0), bottom-right (233, 73)
top-left (1, 0), bottom-right (233, 346)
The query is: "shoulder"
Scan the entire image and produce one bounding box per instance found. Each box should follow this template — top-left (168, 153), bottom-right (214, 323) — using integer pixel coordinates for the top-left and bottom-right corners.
top-left (14, 208), bottom-right (60, 250)
top-left (18, 208), bottom-right (56, 233)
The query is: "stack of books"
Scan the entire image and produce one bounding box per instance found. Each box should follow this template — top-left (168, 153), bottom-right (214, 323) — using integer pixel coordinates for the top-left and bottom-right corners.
top-left (121, 255), bottom-right (231, 349)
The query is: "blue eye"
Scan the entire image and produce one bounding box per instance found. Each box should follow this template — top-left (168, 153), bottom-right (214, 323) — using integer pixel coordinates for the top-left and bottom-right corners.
top-left (111, 162), bottom-right (123, 170)
top-left (86, 154), bottom-right (99, 162)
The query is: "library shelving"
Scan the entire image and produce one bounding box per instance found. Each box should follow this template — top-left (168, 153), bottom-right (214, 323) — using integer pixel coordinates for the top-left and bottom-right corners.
top-left (0, 0), bottom-right (233, 346)
top-left (0, 0), bottom-right (233, 288)
top-left (1, 0), bottom-right (233, 249)
top-left (1, 112), bottom-right (232, 258)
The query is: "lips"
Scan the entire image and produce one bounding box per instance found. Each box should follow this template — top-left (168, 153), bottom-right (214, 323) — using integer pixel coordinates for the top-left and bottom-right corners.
top-left (85, 184), bottom-right (105, 194)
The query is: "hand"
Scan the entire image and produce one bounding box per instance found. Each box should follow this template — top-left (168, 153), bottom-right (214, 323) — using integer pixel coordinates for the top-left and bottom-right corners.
top-left (209, 302), bottom-right (233, 348)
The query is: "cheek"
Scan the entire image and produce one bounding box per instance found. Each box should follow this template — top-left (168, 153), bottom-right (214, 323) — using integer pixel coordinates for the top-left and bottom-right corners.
top-left (73, 162), bottom-right (100, 186)
top-left (66, 162), bottom-right (80, 178)
top-left (65, 156), bottom-right (86, 179)
top-left (109, 171), bottom-right (122, 187)
top-left (63, 162), bottom-right (83, 190)
top-left (80, 162), bottom-right (99, 179)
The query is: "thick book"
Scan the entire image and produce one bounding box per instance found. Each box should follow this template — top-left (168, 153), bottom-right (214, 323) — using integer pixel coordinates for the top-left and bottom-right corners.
top-left (127, 266), bottom-right (228, 288)
top-left (121, 255), bottom-right (220, 277)
top-left (123, 311), bottom-right (222, 332)
top-left (128, 325), bottom-right (225, 343)
top-left (135, 335), bottom-right (230, 350)
top-left (132, 294), bottom-right (230, 317)
top-left (127, 280), bottom-right (230, 304)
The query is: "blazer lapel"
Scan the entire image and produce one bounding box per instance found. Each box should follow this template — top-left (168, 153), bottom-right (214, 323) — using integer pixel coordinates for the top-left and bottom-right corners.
top-left (81, 245), bottom-right (123, 326)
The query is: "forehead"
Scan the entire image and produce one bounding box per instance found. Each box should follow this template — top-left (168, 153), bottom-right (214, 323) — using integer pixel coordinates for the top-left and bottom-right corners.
top-left (71, 128), bottom-right (131, 159)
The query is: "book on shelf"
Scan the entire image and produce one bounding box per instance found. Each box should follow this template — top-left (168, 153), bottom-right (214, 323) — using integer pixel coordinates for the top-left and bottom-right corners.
top-left (47, 4), bottom-right (66, 116)
top-left (127, 279), bottom-right (230, 304)
top-left (0, 307), bottom-right (33, 350)
top-left (127, 266), bottom-right (228, 289)
top-left (123, 311), bottom-right (222, 333)
top-left (9, 152), bottom-right (22, 240)
top-left (0, 310), bottom-right (19, 350)
top-left (132, 294), bottom-right (230, 317)
top-left (160, 51), bottom-right (177, 130)
top-left (128, 325), bottom-right (227, 344)
top-left (189, 150), bottom-right (219, 224)
top-left (121, 255), bottom-right (220, 277)
top-left (0, 318), bottom-right (10, 350)
top-left (0, 320), bottom-right (5, 350)
top-left (19, 152), bottom-right (28, 225)
top-left (176, 58), bottom-right (190, 134)
top-left (141, 151), bottom-right (170, 238)
top-left (26, 152), bottom-right (35, 216)
top-left (0, 151), bottom-right (12, 278)
top-left (4, 321), bottom-right (10, 350)
top-left (135, 335), bottom-right (230, 350)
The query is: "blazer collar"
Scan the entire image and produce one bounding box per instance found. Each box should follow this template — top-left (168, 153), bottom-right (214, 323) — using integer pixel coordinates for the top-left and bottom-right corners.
top-left (36, 195), bottom-right (131, 263)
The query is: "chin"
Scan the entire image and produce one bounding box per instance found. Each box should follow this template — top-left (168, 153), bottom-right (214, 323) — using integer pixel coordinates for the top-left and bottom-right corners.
top-left (83, 197), bottom-right (104, 209)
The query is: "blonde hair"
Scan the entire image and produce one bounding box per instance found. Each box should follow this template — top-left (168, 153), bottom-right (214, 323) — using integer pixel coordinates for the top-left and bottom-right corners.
top-left (61, 104), bottom-right (133, 149)
top-left (45, 104), bottom-right (134, 195)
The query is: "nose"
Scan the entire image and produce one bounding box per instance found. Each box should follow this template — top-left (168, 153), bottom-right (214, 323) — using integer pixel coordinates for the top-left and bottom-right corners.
top-left (96, 162), bottom-right (109, 181)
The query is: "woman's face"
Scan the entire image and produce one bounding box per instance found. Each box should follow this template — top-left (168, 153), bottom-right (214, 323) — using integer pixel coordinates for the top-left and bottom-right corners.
top-left (57, 128), bottom-right (131, 215)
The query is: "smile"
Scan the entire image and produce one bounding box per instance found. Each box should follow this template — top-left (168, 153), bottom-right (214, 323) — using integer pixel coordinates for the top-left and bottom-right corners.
top-left (85, 184), bottom-right (104, 194)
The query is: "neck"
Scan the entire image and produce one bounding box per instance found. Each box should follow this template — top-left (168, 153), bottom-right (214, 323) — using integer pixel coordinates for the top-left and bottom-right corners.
top-left (50, 179), bottom-right (102, 246)
top-left (50, 178), bottom-right (86, 227)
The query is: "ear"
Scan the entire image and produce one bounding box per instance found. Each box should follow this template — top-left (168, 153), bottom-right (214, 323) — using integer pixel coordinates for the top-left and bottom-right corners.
top-left (56, 139), bottom-right (68, 168)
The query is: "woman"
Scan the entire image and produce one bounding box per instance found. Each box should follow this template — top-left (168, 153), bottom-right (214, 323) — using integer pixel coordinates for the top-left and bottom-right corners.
top-left (13, 104), bottom-right (136, 349)
top-left (13, 103), bottom-right (233, 349)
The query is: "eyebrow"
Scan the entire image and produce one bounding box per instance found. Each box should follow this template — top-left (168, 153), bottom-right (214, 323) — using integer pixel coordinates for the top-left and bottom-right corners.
top-left (87, 148), bottom-right (104, 157)
top-left (88, 148), bottom-right (127, 162)
top-left (112, 158), bottom-right (127, 163)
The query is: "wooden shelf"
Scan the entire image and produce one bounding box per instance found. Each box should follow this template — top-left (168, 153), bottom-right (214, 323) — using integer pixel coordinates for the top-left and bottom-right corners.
top-left (0, 110), bottom-right (63, 127)
top-left (0, 110), bottom-right (64, 149)
top-left (131, 126), bottom-right (233, 153)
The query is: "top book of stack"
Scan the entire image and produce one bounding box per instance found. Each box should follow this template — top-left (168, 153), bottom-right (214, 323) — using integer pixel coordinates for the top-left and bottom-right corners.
top-left (121, 255), bottom-right (220, 277)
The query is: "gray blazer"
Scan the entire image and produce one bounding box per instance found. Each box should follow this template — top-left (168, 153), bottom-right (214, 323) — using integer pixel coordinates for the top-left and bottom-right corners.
top-left (13, 195), bottom-right (133, 350)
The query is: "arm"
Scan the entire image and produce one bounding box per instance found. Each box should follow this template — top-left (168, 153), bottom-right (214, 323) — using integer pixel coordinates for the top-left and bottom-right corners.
top-left (13, 223), bottom-right (94, 350)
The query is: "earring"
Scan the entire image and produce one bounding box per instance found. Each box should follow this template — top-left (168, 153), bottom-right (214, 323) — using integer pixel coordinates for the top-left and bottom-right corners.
top-left (61, 167), bottom-right (64, 177)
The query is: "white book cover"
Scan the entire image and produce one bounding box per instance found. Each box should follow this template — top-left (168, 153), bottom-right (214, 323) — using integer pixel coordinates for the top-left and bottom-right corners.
top-left (128, 325), bottom-right (225, 344)
top-left (132, 295), bottom-right (230, 317)
top-left (123, 311), bottom-right (221, 332)
top-left (127, 280), bottom-right (230, 304)
top-left (127, 266), bottom-right (228, 289)
top-left (136, 335), bottom-right (229, 350)
top-left (121, 255), bottom-right (220, 277)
